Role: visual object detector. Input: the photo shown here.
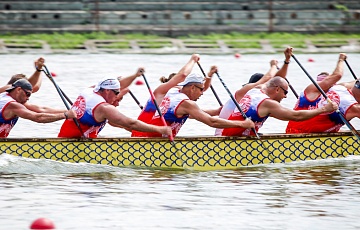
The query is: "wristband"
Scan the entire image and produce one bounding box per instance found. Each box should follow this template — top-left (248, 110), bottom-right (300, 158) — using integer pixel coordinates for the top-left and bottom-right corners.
top-left (36, 68), bottom-right (42, 72)
top-left (284, 60), bottom-right (290, 64)
top-left (64, 112), bottom-right (68, 119)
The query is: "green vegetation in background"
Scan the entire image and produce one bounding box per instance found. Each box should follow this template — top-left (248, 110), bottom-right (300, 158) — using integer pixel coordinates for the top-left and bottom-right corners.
top-left (137, 40), bottom-right (173, 49)
top-left (95, 41), bottom-right (131, 49)
top-left (0, 32), bottom-right (360, 50)
top-left (3, 39), bottom-right (43, 49)
top-left (225, 40), bottom-right (262, 49)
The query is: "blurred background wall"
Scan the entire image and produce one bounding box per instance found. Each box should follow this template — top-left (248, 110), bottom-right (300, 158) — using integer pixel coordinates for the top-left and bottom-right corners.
top-left (0, 0), bottom-right (359, 36)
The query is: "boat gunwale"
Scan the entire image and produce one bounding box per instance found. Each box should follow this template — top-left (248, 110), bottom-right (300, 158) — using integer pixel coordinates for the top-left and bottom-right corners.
top-left (1, 131), bottom-right (355, 142)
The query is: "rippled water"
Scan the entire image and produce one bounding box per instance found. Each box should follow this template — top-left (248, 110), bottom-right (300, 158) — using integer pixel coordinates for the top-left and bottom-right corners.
top-left (1, 53), bottom-right (360, 229)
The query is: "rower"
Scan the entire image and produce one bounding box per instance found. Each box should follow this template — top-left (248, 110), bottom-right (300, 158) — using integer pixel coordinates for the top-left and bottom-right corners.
top-left (0, 79), bottom-right (76, 138)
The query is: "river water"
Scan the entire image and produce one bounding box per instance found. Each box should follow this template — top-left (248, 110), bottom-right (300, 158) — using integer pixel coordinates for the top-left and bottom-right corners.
top-left (0, 53), bottom-right (360, 229)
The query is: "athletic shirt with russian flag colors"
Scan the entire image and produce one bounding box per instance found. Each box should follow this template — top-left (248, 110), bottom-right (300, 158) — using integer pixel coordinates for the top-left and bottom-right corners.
top-left (286, 85), bottom-right (358, 133)
top-left (132, 88), bottom-right (189, 137)
top-left (215, 97), bottom-right (237, 136)
top-left (131, 97), bottom-right (156, 137)
top-left (221, 88), bottom-right (270, 136)
top-left (58, 88), bottom-right (107, 138)
top-left (0, 93), bottom-right (19, 137)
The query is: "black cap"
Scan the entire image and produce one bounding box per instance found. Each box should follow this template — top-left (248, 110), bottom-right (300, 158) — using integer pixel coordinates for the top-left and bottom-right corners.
top-left (5, 79), bottom-right (33, 92)
top-left (248, 73), bottom-right (264, 83)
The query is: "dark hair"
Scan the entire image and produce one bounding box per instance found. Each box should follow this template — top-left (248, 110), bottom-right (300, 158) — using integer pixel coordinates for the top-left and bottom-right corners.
top-left (355, 80), bottom-right (360, 89)
top-left (317, 72), bottom-right (329, 77)
top-left (7, 74), bottom-right (27, 84)
top-left (159, 73), bottom-right (176, 83)
top-left (248, 73), bottom-right (264, 83)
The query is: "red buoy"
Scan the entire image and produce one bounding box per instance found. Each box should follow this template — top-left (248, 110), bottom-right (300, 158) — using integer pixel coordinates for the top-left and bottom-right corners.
top-left (234, 53), bottom-right (241, 58)
top-left (135, 80), bottom-right (144, 85)
top-left (308, 58), bottom-right (315, 62)
top-left (30, 218), bottom-right (55, 229)
top-left (50, 72), bottom-right (57, 77)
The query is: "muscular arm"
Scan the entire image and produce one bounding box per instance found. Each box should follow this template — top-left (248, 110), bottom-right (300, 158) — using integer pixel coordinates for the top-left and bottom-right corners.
top-left (28, 57), bottom-right (45, 93)
top-left (24, 103), bottom-right (68, 113)
top-left (0, 85), bottom-right (10, 93)
top-left (305, 53), bottom-right (346, 99)
top-left (118, 67), bottom-right (144, 90)
top-left (260, 99), bottom-right (335, 121)
top-left (5, 102), bottom-right (67, 123)
top-left (177, 100), bottom-right (254, 129)
top-left (202, 106), bottom-right (222, 116)
top-left (345, 104), bottom-right (360, 121)
top-left (95, 104), bottom-right (170, 134)
top-left (235, 60), bottom-right (278, 101)
top-left (338, 80), bottom-right (356, 90)
top-left (203, 65), bottom-right (217, 91)
top-left (275, 47), bottom-right (292, 78)
top-left (153, 54), bottom-right (200, 101)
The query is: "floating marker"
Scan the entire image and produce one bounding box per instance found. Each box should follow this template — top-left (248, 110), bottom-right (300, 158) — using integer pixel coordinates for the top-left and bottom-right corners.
top-left (135, 80), bottom-right (144, 85)
top-left (234, 53), bottom-right (241, 58)
top-left (30, 218), bottom-right (55, 229)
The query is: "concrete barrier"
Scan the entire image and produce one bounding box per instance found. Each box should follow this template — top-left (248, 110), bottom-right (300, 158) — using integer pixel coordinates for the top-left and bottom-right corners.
top-left (0, 0), bottom-right (359, 34)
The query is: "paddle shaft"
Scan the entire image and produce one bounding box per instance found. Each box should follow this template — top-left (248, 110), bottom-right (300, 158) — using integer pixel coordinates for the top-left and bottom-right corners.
top-left (292, 55), bottom-right (360, 141)
top-left (285, 77), bottom-right (299, 99)
top-left (43, 66), bottom-right (85, 138)
top-left (344, 60), bottom-right (358, 80)
top-left (215, 72), bottom-right (260, 139)
top-left (141, 73), bottom-right (174, 142)
top-left (59, 88), bottom-right (73, 106)
top-left (36, 65), bottom-right (73, 105)
top-left (197, 62), bottom-right (223, 106)
top-left (128, 90), bottom-right (144, 109)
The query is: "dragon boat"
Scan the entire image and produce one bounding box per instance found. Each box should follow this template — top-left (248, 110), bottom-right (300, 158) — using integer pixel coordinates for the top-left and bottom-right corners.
top-left (0, 131), bottom-right (359, 171)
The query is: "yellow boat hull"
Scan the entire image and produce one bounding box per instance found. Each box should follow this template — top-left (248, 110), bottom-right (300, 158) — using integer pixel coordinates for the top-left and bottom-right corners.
top-left (1, 132), bottom-right (358, 171)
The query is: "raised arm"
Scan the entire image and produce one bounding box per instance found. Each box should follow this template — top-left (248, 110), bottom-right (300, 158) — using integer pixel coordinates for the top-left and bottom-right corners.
top-left (203, 65), bottom-right (217, 91)
top-left (275, 47), bottom-right (293, 78)
top-left (28, 57), bottom-right (45, 93)
top-left (154, 53), bottom-right (200, 101)
top-left (306, 53), bottom-right (347, 95)
top-left (235, 59), bottom-right (278, 101)
top-left (118, 67), bottom-right (144, 90)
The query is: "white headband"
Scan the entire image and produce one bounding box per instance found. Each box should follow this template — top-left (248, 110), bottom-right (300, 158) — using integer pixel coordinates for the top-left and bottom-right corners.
top-left (94, 78), bottom-right (120, 92)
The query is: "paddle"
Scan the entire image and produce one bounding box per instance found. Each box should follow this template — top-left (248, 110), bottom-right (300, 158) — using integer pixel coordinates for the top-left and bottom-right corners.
top-left (141, 73), bottom-right (174, 142)
top-left (36, 66), bottom-right (73, 106)
top-left (292, 54), bottom-right (360, 141)
top-left (197, 62), bottom-right (223, 106)
top-left (128, 90), bottom-right (144, 109)
top-left (285, 78), bottom-right (299, 99)
top-left (344, 60), bottom-right (358, 80)
top-left (215, 71), bottom-right (260, 139)
top-left (41, 65), bottom-right (85, 138)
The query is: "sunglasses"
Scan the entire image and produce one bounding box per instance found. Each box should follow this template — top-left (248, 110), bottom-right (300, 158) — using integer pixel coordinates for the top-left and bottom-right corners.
top-left (193, 85), bottom-right (204, 92)
top-left (20, 87), bottom-right (32, 97)
top-left (272, 85), bottom-right (288, 95)
top-left (278, 85), bottom-right (288, 95)
top-left (111, 89), bottom-right (120, 95)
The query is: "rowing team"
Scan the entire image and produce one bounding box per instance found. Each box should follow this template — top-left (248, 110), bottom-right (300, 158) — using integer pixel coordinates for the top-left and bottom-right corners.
top-left (1, 48), bottom-right (359, 139)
